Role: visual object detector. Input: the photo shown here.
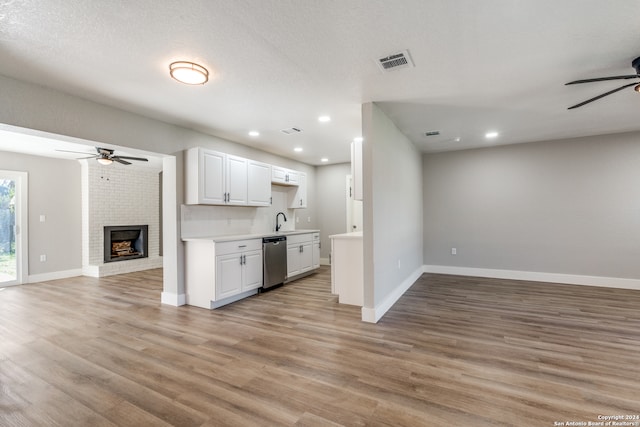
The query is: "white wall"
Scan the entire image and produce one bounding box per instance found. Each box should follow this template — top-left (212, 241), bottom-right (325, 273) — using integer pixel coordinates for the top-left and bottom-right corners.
top-left (423, 131), bottom-right (640, 282)
top-left (362, 103), bottom-right (423, 322)
top-left (0, 150), bottom-right (81, 277)
top-left (316, 163), bottom-right (351, 260)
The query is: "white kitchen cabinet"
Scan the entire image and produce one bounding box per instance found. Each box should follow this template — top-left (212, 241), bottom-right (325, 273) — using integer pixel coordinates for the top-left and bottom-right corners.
top-left (247, 160), bottom-right (272, 206)
top-left (185, 147), bottom-right (272, 206)
top-left (312, 232), bottom-right (320, 269)
top-left (351, 140), bottom-right (363, 201)
top-left (271, 166), bottom-right (299, 186)
top-left (225, 154), bottom-right (248, 205)
top-left (289, 172), bottom-right (307, 208)
top-left (186, 148), bottom-right (226, 205)
top-left (286, 233), bottom-right (314, 279)
top-left (184, 238), bottom-right (263, 309)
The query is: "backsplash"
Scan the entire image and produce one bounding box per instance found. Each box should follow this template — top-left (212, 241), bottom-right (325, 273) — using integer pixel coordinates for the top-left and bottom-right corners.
top-left (181, 185), bottom-right (296, 238)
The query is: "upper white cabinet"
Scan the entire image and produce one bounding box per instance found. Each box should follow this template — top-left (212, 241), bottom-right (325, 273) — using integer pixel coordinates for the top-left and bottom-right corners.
top-left (272, 166), bottom-right (299, 186)
top-left (351, 140), bottom-right (363, 201)
top-left (247, 160), bottom-right (272, 206)
top-left (289, 172), bottom-right (307, 208)
top-left (185, 147), bottom-right (271, 206)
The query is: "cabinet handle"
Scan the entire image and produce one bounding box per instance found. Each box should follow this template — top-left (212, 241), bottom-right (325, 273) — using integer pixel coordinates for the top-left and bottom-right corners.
top-left (242, 255), bottom-right (246, 264)
top-left (238, 245), bottom-right (247, 248)
top-left (239, 255), bottom-right (243, 265)
top-left (300, 199), bottom-right (302, 206)
top-left (270, 197), bottom-right (272, 205)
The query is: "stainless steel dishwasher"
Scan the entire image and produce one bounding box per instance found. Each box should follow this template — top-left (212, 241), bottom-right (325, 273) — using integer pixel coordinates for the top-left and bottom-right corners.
top-left (262, 236), bottom-right (287, 290)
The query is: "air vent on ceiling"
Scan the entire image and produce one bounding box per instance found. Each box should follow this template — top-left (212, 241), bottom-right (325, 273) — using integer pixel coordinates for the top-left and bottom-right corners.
top-left (377, 50), bottom-right (414, 72)
top-left (425, 130), bottom-right (440, 137)
top-left (281, 127), bottom-right (303, 135)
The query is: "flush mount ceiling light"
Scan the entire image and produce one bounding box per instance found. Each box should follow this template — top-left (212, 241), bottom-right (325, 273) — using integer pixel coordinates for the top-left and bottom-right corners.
top-left (485, 131), bottom-right (499, 139)
top-left (294, 147), bottom-right (303, 152)
top-left (169, 61), bottom-right (209, 85)
top-left (318, 116), bottom-right (331, 123)
top-left (320, 158), bottom-right (329, 162)
top-left (248, 131), bottom-right (260, 137)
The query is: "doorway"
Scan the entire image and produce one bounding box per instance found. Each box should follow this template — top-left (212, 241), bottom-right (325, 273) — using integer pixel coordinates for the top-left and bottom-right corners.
top-left (0, 170), bottom-right (28, 286)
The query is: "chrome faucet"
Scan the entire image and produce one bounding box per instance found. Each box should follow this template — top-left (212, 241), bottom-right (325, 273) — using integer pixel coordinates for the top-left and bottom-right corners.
top-left (275, 212), bottom-right (287, 232)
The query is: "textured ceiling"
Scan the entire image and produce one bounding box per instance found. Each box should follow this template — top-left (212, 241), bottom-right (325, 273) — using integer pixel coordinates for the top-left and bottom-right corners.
top-left (1, 1), bottom-right (640, 164)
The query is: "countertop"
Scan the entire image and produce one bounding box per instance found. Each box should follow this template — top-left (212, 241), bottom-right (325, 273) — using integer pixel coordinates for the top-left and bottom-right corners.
top-left (182, 229), bottom-right (320, 242)
top-left (329, 231), bottom-right (363, 239)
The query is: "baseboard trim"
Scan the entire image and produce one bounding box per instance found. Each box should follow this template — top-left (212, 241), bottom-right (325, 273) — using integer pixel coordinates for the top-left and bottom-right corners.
top-left (28, 269), bottom-right (82, 283)
top-left (161, 291), bottom-right (186, 306)
top-left (423, 265), bottom-right (640, 290)
top-left (361, 266), bottom-right (423, 324)
top-left (320, 257), bottom-right (330, 266)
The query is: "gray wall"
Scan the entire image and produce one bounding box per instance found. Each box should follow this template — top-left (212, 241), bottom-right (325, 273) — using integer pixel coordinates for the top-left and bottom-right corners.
top-left (0, 151), bottom-right (81, 275)
top-left (363, 103), bottom-right (423, 308)
top-left (316, 162), bottom-right (351, 260)
top-left (423, 131), bottom-right (640, 279)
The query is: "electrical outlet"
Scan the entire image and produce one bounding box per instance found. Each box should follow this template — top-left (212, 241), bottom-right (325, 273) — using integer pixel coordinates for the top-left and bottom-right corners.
top-left (307, 216), bottom-right (311, 223)
top-left (397, 259), bottom-right (401, 269)
top-left (39, 215), bottom-right (46, 222)
top-left (451, 248), bottom-right (457, 255)
top-left (40, 254), bottom-right (46, 262)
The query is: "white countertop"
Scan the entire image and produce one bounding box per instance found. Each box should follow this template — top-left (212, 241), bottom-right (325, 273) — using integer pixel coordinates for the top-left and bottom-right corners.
top-left (329, 231), bottom-right (363, 239)
top-left (182, 229), bottom-right (320, 242)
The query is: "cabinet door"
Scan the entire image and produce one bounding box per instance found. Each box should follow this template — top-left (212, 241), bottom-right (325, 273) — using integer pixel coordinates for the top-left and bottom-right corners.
top-left (299, 242), bottom-right (313, 273)
top-left (242, 250), bottom-right (263, 291)
top-left (289, 172), bottom-right (306, 208)
top-left (201, 150), bottom-right (226, 204)
top-left (311, 239), bottom-right (320, 268)
top-left (226, 155), bottom-right (248, 205)
top-left (271, 166), bottom-right (287, 184)
top-left (287, 245), bottom-right (301, 277)
top-left (216, 253), bottom-right (243, 299)
top-left (247, 160), bottom-right (271, 206)
top-left (286, 170), bottom-right (299, 185)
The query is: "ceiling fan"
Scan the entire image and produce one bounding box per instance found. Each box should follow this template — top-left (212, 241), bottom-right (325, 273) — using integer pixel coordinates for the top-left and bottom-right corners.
top-left (565, 56), bottom-right (640, 110)
top-left (57, 147), bottom-right (149, 165)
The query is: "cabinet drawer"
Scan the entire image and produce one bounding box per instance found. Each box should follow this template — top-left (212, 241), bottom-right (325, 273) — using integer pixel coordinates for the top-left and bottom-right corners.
top-left (286, 233), bottom-right (313, 245)
top-left (215, 239), bottom-right (262, 255)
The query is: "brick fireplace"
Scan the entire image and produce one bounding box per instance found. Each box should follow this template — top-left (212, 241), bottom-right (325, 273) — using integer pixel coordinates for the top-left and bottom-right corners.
top-left (81, 161), bottom-right (162, 277)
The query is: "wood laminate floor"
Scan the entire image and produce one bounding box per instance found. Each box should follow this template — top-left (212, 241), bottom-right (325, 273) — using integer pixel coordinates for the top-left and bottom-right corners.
top-left (1, 268), bottom-right (640, 426)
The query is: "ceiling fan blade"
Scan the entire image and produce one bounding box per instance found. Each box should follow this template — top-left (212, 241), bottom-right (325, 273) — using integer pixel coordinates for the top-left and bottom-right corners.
top-left (77, 155), bottom-right (100, 159)
top-left (567, 81), bottom-right (639, 110)
top-left (113, 158), bottom-right (132, 165)
top-left (565, 74), bottom-right (639, 85)
top-left (114, 155), bottom-right (148, 162)
top-left (55, 149), bottom-right (95, 155)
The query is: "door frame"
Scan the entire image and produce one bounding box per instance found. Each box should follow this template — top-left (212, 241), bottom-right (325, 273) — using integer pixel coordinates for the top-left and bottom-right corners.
top-left (0, 170), bottom-right (28, 286)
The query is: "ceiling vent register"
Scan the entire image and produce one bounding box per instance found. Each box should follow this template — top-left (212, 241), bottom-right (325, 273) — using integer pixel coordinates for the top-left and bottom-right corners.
top-left (281, 127), bottom-right (303, 135)
top-left (377, 50), bottom-right (414, 72)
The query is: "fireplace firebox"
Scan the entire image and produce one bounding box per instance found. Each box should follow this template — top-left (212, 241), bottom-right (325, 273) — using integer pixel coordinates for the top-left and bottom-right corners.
top-left (104, 225), bottom-right (148, 263)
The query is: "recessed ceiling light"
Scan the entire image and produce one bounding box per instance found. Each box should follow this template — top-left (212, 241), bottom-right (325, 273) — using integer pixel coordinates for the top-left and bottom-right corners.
top-left (353, 137), bottom-right (363, 143)
top-left (169, 61), bottom-right (209, 85)
top-left (318, 116), bottom-right (331, 123)
top-left (320, 158), bottom-right (329, 162)
top-left (248, 131), bottom-right (260, 137)
top-left (294, 147), bottom-right (303, 152)
top-left (485, 131), bottom-right (499, 139)
top-left (454, 137), bottom-right (461, 142)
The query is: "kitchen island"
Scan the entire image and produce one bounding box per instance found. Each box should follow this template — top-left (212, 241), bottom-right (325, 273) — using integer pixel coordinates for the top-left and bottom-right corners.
top-left (329, 231), bottom-right (363, 306)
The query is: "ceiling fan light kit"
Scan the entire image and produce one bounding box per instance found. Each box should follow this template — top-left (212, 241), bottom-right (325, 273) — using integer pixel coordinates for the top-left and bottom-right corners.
top-left (566, 55), bottom-right (640, 109)
top-left (169, 61), bottom-right (209, 85)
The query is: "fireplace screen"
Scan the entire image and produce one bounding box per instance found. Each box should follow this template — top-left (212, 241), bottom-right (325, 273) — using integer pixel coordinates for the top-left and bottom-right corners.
top-left (104, 225), bottom-right (148, 263)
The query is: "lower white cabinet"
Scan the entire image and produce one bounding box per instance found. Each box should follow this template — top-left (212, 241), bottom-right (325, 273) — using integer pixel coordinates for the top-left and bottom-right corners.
top-left (312, 232), bottom-right (320, 269)
top-left (286, 232), bottom-right (317, 279)
top-left (185, 238), bottom-right (263, 309)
